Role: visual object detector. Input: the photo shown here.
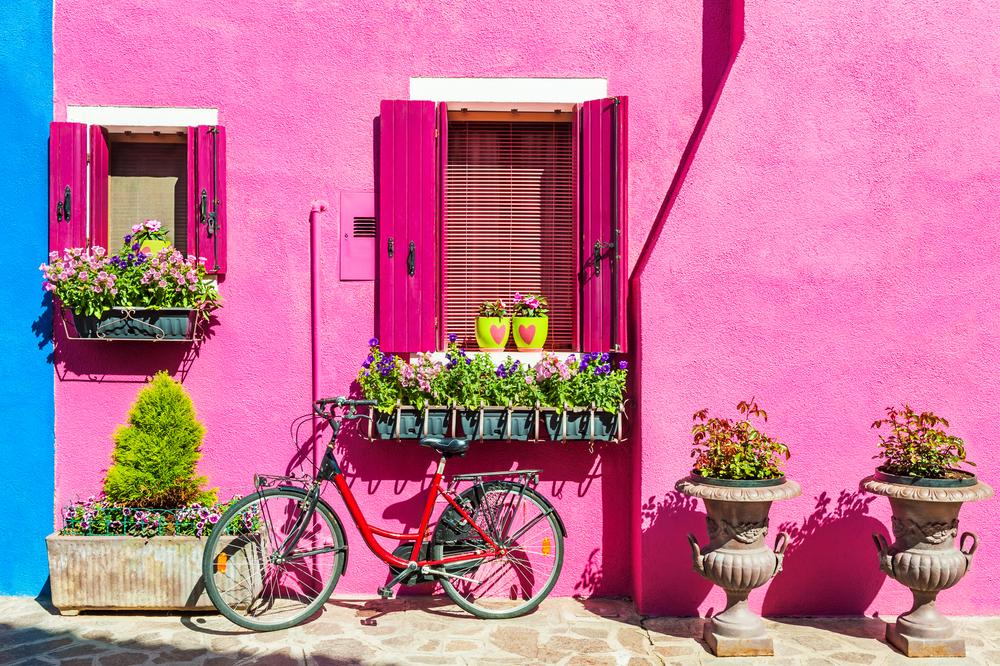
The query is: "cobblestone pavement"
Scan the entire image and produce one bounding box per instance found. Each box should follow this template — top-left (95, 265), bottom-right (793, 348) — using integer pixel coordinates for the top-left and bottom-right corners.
top-left (1, 597), bottom-right (998, 666)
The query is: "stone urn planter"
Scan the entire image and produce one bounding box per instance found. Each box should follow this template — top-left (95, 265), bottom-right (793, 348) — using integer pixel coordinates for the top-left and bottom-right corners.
top-left (676, 474), bottom-right (801, 657)
top-left (861, 469), bottom-right (993, 657)
top-left (46, 534), bottom-right (254, 614)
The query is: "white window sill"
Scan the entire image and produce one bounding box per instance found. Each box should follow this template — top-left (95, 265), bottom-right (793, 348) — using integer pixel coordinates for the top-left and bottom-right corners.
top-left (426, 350), bottom-right (578, 365)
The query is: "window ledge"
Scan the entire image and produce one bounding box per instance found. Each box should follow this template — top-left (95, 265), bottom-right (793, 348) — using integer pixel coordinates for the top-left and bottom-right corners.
top-left (426, 351), bottom-right (578, 364)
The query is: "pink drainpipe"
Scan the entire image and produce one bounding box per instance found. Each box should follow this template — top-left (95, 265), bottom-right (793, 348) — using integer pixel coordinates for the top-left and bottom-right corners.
top-left (310, 200), bottom-right (329, 461)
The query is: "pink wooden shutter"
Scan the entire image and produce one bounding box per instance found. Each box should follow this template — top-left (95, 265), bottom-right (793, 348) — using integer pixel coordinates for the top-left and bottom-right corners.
top-left (49, 122), bottom-right (88, 252)
top-left (580, 96), bottom-right (628, 352)
top-left (189, 125), bottom-right (227, 274)
top-left (89, 125), bottom-right (110, 250)
top-left (438, 102), bottom-right (448, 349)
top-left (377, 100), bottom-right (438, 353)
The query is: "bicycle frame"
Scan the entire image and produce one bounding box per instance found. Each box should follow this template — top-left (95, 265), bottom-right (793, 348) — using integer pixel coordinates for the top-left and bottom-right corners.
top-left (314, 447), bottom-right (500, 570)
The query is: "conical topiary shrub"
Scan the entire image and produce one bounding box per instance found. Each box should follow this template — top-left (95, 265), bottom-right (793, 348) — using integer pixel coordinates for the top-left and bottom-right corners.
top-left (103, 371), bottom-right (216, 508)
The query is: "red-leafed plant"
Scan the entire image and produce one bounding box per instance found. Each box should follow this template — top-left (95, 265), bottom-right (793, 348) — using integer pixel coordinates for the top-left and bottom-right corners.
top-left (872, 405), bottom-right (974, 479)
top-left (691, 399), bottom-right (790, 480)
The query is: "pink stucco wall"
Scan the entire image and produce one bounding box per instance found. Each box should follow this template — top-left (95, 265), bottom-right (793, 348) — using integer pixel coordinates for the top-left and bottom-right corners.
top-left (53, 0), bottom-right (998, 615)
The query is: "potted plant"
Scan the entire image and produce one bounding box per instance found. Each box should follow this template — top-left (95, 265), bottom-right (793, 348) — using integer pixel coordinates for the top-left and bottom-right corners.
top-left (475, 298), bottom-right (509, 351)
top-left (129, 219), bottom-right (171, 255)
top-left (399, 351), bottom-right (449, 438)
top-left (41, 228), bottom-right (220, 341)
top-left (675, 399), bottom-right (800, 657)
top-left (511, 292), bottom-right (548, 351)
top-left (458, 357), bottom-right (538, 440)
top-left (46, 372), bottom-right (250, 613)
top-left (861, 405), bottom-right (993, 657)
top-left (540, 353), bottom-right (627, 441)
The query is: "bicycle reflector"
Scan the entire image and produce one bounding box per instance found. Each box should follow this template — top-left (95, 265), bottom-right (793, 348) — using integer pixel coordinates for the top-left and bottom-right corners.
top-left (216, 552), bottom-right (228, 574)
top-left (542, 537), bottom-right (552, 557)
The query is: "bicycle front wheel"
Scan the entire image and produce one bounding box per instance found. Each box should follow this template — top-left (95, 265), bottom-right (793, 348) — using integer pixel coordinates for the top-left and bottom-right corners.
top-left (433, 482), bottom-right (564, 619)
top-left (202, 487), bottom-right (346, 631)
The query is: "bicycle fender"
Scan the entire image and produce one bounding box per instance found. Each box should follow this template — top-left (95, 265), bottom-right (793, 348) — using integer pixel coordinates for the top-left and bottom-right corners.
top-left (276, 485), bottom-right (350, 575)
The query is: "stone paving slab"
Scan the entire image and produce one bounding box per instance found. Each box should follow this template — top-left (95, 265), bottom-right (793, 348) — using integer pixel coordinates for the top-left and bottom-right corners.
top-left (0, 596), bottom-right (997, 665)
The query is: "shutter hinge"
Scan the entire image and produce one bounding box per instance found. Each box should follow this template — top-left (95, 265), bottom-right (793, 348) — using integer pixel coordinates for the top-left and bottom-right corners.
top-left (435, 128), bottom-right (440, 138)
top-left (86, 153), bottom-right (91, 165)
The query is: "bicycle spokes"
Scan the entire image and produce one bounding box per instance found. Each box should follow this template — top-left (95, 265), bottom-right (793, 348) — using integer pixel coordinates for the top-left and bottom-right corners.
top-left (438, 484), bottom-right (563, 617)
top-left (205, 490), bottom-right (345, 629)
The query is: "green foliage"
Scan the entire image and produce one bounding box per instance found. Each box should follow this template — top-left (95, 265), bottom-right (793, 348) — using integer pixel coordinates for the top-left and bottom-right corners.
top-left (399, 352), bottom-right (447, 409)
top-left (690, 399), bottom-right (790, 480)
top-left (563, 353), bottom-right (627, 413)
top-left (103, 372), bottom-right (216, 508)
top-left (356, 339), bottom-right (401, 413)
top-left (872, 405), bottom-right (974, 478)
top-left (478, 298), bottom-right (508, 317)
top-left (60, 497), bottom-right (255, 538)
top-left (360, 342), bottom-right (628, 413)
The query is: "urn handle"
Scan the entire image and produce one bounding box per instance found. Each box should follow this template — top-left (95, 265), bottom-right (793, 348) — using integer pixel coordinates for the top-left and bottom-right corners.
top-left (959, 531), bottom-right (979, 571)
top-left (772, 531), bottom-right (790, 576)
top-left (872, 532), bottom-right (894, 577)
top-left (686, 533), bottom-right (705, 575)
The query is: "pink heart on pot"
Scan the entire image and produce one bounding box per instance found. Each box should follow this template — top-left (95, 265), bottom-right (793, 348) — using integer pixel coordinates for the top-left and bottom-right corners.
top-left (518, 324), bottom-right (536, 345)
top-left (490, 324), bottom-right (506, 344)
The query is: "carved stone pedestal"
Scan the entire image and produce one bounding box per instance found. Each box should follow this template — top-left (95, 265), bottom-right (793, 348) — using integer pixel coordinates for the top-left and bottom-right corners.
top-left (861, 474), bottom-right (993, 658)
top-left (676, 476), bottom-right (801, 658)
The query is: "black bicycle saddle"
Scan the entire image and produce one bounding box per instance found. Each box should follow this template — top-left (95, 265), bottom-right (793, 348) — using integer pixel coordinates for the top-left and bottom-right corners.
top-left (419, 437), bottom-right (469, 457)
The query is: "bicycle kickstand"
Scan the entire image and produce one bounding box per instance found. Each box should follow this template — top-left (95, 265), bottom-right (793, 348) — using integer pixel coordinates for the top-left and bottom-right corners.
top-left (377, 562), bottom-right (417, 600)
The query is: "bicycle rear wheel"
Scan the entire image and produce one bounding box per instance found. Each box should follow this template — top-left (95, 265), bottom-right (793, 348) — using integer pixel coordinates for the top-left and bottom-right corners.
top-left (433, 482), bottom-right (564, 619)
top-left (202, 487), bottom-right (346, 631)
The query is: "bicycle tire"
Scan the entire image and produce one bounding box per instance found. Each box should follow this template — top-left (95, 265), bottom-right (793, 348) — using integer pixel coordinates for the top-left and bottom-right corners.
top-left (432, 482), bottom-right (565, 619)
top-left (202, 487), bottom-right (346, 631)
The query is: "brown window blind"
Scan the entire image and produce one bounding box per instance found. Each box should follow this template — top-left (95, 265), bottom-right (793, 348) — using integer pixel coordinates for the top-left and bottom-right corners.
top-left (108, 141), bottom-right (187, 252)
top-left (445, 119), bottom-right (576, 350)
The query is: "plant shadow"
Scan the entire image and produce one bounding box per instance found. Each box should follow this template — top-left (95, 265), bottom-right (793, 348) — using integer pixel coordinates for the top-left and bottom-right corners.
top-left (762, 490), bottom-right (888, 616)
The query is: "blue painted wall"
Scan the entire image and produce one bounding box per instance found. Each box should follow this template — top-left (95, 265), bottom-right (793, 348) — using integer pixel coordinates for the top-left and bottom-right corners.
top-left (0, 0), bottom-right (54, 595)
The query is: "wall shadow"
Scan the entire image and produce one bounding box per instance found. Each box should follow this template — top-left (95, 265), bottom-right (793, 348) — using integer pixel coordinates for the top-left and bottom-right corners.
top-left (762, 490), bottom-right (888, 616)
top-left (639, 492), bottom-right (713, 615)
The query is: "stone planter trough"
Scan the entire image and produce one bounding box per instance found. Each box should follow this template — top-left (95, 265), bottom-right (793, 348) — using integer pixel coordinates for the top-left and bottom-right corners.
top-left (46, 534), bottom-right (248, 614)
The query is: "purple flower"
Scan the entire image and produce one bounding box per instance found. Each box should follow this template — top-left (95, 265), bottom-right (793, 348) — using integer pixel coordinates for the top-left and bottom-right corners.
top-left (132, 243), bottom-right (141, 252)
top-left (448, 333), bottom-right (458, 344)
top-left (619, 360), bottom-right (628, 370)
top-left (368, 337), bottom-right (379, 347)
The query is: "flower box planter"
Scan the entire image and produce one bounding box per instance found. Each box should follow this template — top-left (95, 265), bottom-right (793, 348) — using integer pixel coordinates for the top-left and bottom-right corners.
top-left (460, 407), bottom-right (536, 441)
top-left (543, 407), bottom-right (622, 442)
top-left (46, 533), bottom-right (253, 614)
top-left (67, 307), bottom-right (197, 341)
top-left (371, 406), bottom-right (450, 440)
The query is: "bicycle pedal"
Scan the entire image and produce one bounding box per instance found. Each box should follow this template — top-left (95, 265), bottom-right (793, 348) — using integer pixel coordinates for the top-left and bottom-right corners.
top-left (377, 586), bottom-right (394, 600)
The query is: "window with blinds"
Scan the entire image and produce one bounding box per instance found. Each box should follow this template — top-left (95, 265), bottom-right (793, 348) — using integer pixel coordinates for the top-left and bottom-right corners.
top-left (445, 116), bottom-right (576, 350)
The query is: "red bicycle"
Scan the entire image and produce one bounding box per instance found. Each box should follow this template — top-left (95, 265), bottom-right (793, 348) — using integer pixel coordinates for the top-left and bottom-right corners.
top-left (202, 397), bottom-right (566, 630)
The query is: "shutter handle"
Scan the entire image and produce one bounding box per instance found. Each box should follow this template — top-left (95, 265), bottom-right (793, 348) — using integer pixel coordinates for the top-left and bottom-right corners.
top-left (387, 237), bottom-right (394, 258)
top-left (593, 240), bottom-right (615, 277)
top-left (407, 241), bottom-right (416, 277)
top-left (56, 201), bottom-right (64, 223)
top-left (62, 186), bottom-right (72, 222)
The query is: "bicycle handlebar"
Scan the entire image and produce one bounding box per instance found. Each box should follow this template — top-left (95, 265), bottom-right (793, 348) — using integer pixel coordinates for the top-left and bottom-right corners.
top-left (313, 397), bottom-right (377, 420)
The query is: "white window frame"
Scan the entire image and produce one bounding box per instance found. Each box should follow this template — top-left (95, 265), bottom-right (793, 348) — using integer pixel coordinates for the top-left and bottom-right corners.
top-left (410, 77), bottom-right (607, 103)
top-left (64, 105), bottom-right (217, 245)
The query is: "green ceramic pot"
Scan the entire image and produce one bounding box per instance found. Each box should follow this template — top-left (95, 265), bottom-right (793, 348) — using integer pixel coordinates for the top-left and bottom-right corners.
top-left (139, 239), bottom-right (170, 256)
top-left (512, 316), bottom-right (548, 351)
top-left (475, 317), bottom-right (510, 351)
